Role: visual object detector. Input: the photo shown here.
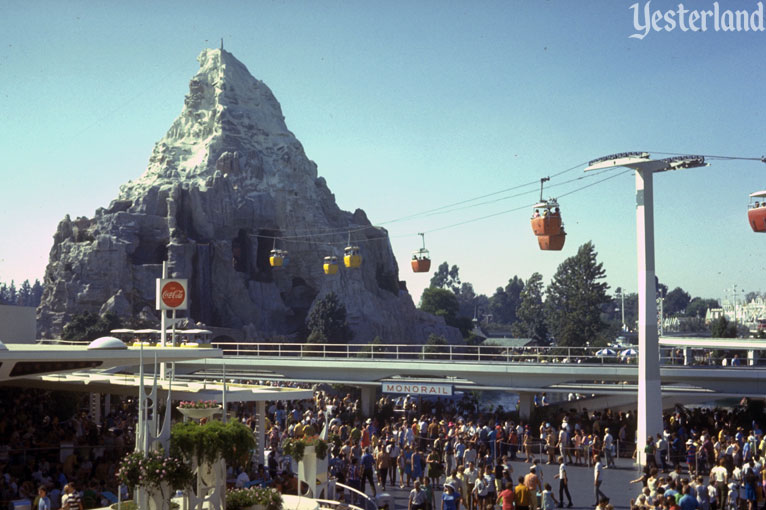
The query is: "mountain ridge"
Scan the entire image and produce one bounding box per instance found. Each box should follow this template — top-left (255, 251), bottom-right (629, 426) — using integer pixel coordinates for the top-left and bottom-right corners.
top-left (37, 48), bottom-right (461, 344)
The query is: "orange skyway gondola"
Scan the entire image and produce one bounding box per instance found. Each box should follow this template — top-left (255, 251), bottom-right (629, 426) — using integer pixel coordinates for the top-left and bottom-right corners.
top-left (411, 233), bottom-right (431, 273)
top-left (530, 177), bottom-right (566, 251)
top-left (748, 191), bottom-right (766, 233)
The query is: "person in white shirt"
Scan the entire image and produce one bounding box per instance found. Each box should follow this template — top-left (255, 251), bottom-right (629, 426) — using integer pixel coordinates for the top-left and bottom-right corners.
top-left (710, 458), bottom-right (729, 506)
top-left (473, 472), bottom-right (489, 510)
top-left (235, 468), bottom-right (250, 488)
top-left (603, 429), bottom-right (615, 468)
top-left (554, 457), bottom-right (573, 508)
top-left (464, 462), bottom-right (479, 510)
top-left (593, 460), bottom-right (607, 506)
top-left (464, 445), bottom-right (478, 467)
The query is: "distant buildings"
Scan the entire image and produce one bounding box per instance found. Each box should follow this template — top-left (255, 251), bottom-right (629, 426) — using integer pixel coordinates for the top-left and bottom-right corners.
top-left (705, 296), bottom-right (766, 333)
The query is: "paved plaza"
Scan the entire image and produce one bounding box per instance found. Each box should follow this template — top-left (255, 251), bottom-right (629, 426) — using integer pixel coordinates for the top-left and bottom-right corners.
top-left (376, 455), bottom-right (642, 510)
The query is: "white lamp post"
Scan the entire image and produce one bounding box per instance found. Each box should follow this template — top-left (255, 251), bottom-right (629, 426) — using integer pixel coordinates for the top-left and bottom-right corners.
top-left (585, 152), bottom-right (708, 465)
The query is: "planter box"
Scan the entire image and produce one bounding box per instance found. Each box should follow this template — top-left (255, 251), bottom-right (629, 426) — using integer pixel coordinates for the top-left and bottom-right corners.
top-left (178, 406), bottom-right (221, 420)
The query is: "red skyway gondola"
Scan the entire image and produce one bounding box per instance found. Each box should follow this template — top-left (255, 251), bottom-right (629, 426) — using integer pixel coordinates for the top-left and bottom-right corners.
top-left (530, 177), bottom-right (566, 250)
top-left (748, 190), bottom-right (766, 232)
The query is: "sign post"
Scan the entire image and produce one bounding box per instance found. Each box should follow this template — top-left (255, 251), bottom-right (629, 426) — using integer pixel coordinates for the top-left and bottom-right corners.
top-left (156, 274), bottom-right (188, 346)
top-left (155, 262), bottom-right (187, 379)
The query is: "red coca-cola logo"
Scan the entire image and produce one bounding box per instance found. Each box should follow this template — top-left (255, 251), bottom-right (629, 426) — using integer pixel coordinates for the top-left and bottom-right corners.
top-left (161, 281), bottom-right (185, 308)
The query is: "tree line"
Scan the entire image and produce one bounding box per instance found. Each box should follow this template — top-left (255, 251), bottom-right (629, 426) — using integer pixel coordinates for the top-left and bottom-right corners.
top-left (418, 241), bottom-right (725, 346)
top-left (0, 279), bottom-right (44, 307)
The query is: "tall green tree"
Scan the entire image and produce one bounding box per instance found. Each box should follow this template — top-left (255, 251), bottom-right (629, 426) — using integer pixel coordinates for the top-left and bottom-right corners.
top-left (17, 280), bottom-right (32, 306)
top-left (456, 282), bottom-right (488, 321)
top-left (664, 287), bottom-right (691, 316)
top-left (489, 276), bottom-right (525, 325)
top-left (545, 242), bottom-right (610, 346)
top-left (430, 262), bottom-right (461, 294)
top-left (711, 316), bottom-right (737, 338)
top-left (420, 287), bottom-right (472, 337)
top-left (511, 273), bottom-right (548, 343)
top-left (306, 292), bottom-right (352, 343)
top-left (31, 279), bottom-right (44, 306)
top-left (685, 297), bottom-right (719, 318)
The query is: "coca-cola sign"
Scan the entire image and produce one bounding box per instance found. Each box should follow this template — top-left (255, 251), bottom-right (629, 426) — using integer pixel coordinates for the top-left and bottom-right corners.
top-left (156, 278), bottom-right (188, 310)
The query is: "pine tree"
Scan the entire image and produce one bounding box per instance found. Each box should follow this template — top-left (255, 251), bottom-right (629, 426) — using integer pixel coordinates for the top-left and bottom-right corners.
top-left (7, 281), bottom-right (16, 305)
top-left (31, 280), bottom-right (44, 307)
top-left (306, 292), bottom-right (352, 344)
top-left (545, 242), bottom-right (610, 347)
top-left (511, 272), bottom-right (548, 343)
top-left (17, 280), bottom-right (32, 306)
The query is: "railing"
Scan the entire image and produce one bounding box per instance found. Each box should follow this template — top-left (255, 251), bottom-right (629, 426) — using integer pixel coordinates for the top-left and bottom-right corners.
top-left (35, 339), bottom-right (765, 367)
top-left (332, 482), bottom-right (378, 510)
top-left (208, 342), bottom-right (764, 367)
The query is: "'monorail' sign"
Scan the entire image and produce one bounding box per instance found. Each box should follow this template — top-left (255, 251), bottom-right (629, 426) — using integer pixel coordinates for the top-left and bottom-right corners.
top-left (382, 382), bottom-right (452, 396)
top-left (156, 278), bottom-right (188, 310)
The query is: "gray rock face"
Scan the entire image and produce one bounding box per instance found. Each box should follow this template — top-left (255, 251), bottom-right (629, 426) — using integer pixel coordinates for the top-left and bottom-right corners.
top-left (37, 48), bottom-right (460, 344)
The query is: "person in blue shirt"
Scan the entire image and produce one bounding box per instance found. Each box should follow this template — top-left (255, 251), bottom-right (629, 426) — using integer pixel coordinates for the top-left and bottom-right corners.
top-left (361, 448), bottom-right (377, 496)
top-left (679, 486), bottom-right (700, 510)
top-left (412, 449), bottom-right (424, 485)
top-left (488, 428), bottom-right (497, 460)
top-left (441, 483), bottom-right (460, 510)
top-left (37, 486), bottom-right (51, 510)
top-left (456, 438), bottom-right (467, 468)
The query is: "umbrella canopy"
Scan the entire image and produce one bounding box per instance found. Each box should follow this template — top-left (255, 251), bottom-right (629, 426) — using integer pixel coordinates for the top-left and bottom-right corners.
top-left (620, 348), bottom-right (638, 357)
top-left (596, 348), bottom-right (616, 356)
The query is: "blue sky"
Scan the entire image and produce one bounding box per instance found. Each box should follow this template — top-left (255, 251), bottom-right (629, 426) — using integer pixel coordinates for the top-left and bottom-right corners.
top-left (1, 0), bottom-right (765, 305)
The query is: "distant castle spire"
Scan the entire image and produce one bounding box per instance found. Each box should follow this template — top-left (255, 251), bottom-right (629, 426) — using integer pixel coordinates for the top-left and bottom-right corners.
top-left (220, 38), bottom-right (224, 51)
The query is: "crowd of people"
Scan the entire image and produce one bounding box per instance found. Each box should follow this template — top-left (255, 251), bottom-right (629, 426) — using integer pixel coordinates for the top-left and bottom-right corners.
top-left (263, 391), bottom-right (635, 509)
top-left (629, 403), bottom-right (766, 510)
top-left (0, 388), bottom-right (137, 509)
top-left (2, 384), bottom-right (766, 510)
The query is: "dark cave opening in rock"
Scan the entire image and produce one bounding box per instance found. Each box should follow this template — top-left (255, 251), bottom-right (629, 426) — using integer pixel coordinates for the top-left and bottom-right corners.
top-left (130, 238), bottom-right (168, 265)
top-left (231, 229), bottom-right (251, 273)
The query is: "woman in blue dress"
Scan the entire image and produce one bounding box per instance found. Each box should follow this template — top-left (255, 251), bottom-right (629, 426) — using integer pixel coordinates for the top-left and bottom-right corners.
top-left (404, 446), bottom-right (414, 487)
top-left (441, 483), bottom-right (459, 510)
top-left (412, 448), bottom-right (424, 484)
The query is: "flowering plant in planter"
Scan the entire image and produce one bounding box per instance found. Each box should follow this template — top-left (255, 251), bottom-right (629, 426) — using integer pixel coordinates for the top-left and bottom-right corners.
top-left (226, 487), bottom-right (282, 510)
top-left (178, 400), bottom-right (219, 409)
top-left (116, 450), bottom-right (194, 492)
top-left (171, 420), bottom-right (256, 467)
top-left (281, 436), bottom-right (328, 462)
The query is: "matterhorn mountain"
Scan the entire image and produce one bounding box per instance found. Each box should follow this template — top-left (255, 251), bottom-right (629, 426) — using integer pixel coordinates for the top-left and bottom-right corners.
top-left (37, 48), bottom-right (461, 344)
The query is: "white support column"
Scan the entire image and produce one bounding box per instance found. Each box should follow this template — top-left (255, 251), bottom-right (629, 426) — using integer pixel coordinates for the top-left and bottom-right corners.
top-left (256, 401), bottom-right (266, 467)
top-left (636, 169), bottom-right (662, 465)
top-left (517, 392), bottom-right (534, 422)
